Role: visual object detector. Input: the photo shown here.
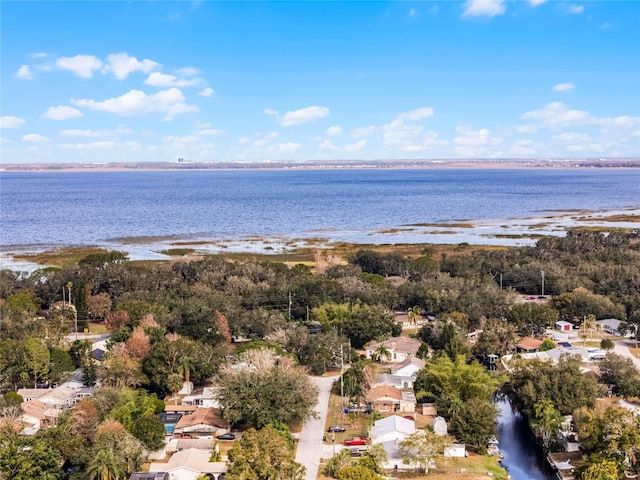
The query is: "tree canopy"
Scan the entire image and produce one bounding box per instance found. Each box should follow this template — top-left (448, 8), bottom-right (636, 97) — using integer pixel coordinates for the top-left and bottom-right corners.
top-left (226, 426), bottom-right (306, 480)
top-left (216, 349), bottom-right (318, 428)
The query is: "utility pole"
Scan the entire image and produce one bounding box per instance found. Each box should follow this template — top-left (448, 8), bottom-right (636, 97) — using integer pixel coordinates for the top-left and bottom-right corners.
top-left (500, 274), bottom-right (503, 290)
top-left (306, 306), bottom-right (309, 323)
top-left (340, 342), bottom-right (344, 426)
top-left (288, 292), bottom-right (292, 320)
top-left (541, 271), bottom-right (545, 297)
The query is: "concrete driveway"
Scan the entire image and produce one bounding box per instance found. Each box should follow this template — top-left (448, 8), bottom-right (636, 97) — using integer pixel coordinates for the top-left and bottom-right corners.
top-left (295, 375), bottom-right (336, 480)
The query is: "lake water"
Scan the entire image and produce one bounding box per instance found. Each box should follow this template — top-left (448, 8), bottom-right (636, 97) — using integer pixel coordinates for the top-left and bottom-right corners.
top-left (1, 168), bottom-right (638, 265)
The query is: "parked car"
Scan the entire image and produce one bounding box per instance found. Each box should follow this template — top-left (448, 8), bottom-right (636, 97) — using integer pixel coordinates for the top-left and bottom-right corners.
top-left (349, 446), bottom-right (367, 457)
top-left (217, 433), bottom-right (236, 440)
top-left (327, 425), bottom-right (346, 433)
top-left (344, 437), bottom-right (368, 446)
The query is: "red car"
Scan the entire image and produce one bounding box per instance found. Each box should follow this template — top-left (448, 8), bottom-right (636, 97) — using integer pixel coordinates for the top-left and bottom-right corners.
top-left (343, 437), bottom-right (368, 446)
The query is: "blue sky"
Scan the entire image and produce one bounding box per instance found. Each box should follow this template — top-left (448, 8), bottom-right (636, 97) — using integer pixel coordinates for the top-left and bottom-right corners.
top-left (1, 0), bottom-right (639, 163)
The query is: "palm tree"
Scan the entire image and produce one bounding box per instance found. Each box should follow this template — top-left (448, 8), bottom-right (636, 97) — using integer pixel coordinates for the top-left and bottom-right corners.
top-left (407, 306), bottom-right (422, 328)
top-left (86, 448), bottom-right (125, 480)
top-left (167, 373), bottom-right (184, 404)
top-left (533, 399), bottom-right (563, 449)
top-left (373, 344), bottom-right (391, 364)
top-left (584, 314), bottom-right (596, 341)
top-left (178, 355), bottom-right (194, 383)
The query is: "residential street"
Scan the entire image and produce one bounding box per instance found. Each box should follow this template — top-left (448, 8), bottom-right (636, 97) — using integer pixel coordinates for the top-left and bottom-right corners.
top-left (295, 375), bottom-right (336, 480)
top-left (613, 339), bottom-right (640, 371)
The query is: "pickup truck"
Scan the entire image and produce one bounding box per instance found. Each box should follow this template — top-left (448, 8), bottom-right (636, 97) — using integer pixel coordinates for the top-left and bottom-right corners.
top-left (343, 437), bottom-right (368, 446)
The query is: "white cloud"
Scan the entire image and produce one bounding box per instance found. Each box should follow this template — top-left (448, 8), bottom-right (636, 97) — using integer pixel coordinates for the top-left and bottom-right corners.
top-left (517, 124), bottom-right (538, 134)
top-left (16, 65), bottom-right (32, 79)
top-left (238, 136), bottom-right (251, 145)
top-left (176, 67), bottom-right (199, 77)
top-left (42, 105), bottom-right (84, 120)
top-left (568, 4), bottom-right (584, 14)
top-left (264, 108), bottom-right (279, 116)
top-left (510, 144), bottom-right (536, 155)
top-left (22, 133), bottom-right (50, 143)
top-left (58, 141), bottom-right (141, 151)
top-left (598, 116), bottom-right (640, 128)
top-left (528, 0), bottom-right (547, 6)
top-left (409, 8), bottom-right (416, 16)
top-left (553, 82), bottom-right (575, 92)
top-left (59, 129), bottom-right (103, 137)
top-left (58, 128), bottom-right (133, 137)
top-left (196, 128), bottom-right (224, 136)
top-left (351, 126), bottom-right (375, 138)
top-left (521, 102), bottom-right (590, 128)
top-left (552, 132), bottom-right (591, 142)
top-left (454, 125), bottom-right (496, 156)
top-left (326, 125), bottom-right (343, 136)
top-left (566, 143), bottom-right (604, 152)
top-left (397, 107), bottom-right (434, 121)
top-left (344, 139), bottom-right (367, 152)
top-left (72, 88), bottom-right (198, 121)
top-left (382, 118), bottom-right (445, 152)
top-left (30, 52), bottom-right (49, 59)
top-left (56, 54), bottom-right (103, 78)
top-left (105, 52), bottom-right (159, 79)
top-left (462, 0), bottom-right (505, 18)
top-left (253, 131), bottom-right (279, 147)
top-left (273, 142), bottom-right (302, 153)
top-left (522, 102), bottom-right (639, 134)
top-left (198, 87), bottom-right (215, 97)
top-left (318, 139), bottom-right (339, 151)
top-left (144, 72), bottom-right (203, 87)
top-left (454, 127), bottom-right (490, 147)
top-left (0, 116), bottom-right (26, 128)
top-left (163, 135), bottom-right (199, 144)
top-left (278, 106), bottom-right (330, 126)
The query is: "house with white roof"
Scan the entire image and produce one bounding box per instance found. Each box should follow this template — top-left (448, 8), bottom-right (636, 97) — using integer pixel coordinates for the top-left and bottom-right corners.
top-left (555, 321), bottom-right (574, 332)
top-left (370, 415), bottom-right (416, 470)
top-left (182, 387), bottom-right (219, 408)
top-left (390, 357), bottom-right (425, 377)
top-left (595, 318), bottom-right (627, 336)
top-left (374, 373), bottom-right (416, 390)
top-left (17, 385), bottom-right (83, 410)
top-left (148, 448), bottom-right (227, 480)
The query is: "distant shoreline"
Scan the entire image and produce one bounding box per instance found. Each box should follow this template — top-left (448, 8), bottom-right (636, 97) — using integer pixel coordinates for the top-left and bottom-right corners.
top-left (1, 158), bottom-right (639, 172)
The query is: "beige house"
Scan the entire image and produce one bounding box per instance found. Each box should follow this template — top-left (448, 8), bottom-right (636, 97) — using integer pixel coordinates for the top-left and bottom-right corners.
top-left (368, 385), bottom-right (416, 413)
top-left (20, 399), bottom-right (61, 433)
top-left (366, 337), bottom-right (423, 363)
top-left (148, 448), bottom-right (227, 480)
top-left (173, 408), bottom-right (229, 439)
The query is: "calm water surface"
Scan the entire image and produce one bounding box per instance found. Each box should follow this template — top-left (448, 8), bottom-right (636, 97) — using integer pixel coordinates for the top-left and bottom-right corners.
top-left (1, 168), bottom-right (638, 254)
top-left (496, 398), bottom-right (555, 480)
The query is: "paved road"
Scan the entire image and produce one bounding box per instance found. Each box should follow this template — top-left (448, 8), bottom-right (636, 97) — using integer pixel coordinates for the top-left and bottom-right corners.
top-left (613, 339), bottom-right (640, 371)
top-left (295, 375), bottom-right (336, 480)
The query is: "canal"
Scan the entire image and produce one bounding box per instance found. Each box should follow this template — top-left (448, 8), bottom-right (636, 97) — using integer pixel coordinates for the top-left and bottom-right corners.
top-left (495, 397), bottom-right (555, 480)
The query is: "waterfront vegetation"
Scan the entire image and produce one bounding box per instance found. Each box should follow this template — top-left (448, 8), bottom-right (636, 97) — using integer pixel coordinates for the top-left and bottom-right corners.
top-left (0, 229), bottom-right (639, 479)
